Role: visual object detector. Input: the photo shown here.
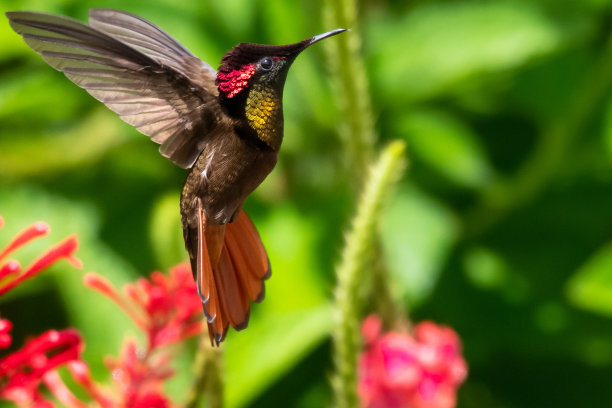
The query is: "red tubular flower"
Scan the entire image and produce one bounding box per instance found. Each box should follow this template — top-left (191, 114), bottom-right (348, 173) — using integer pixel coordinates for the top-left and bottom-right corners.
top-left (132, 392), bottom-right (172, 408)
top-left (31, 401), bottom-right (56, 408)
top-left (83, 264), bottom-right (201, 407)
top-left (0, 219), bottom-right (82, 296)
top-left (0, 318), bottom-right (13, 349)
top-left (66, 361), bottom-right (113, 408)
top-left (1, 216), bottom-right (193, 407)
top-left (42, 370), bottom-right (88, 408)
top-left (0, 217), bottom-right (88, 407)
top-left (0, 329), bottom-right (83, 406)
top-left (84, 263), bottom-right (203, 350)
top-left (359, 315), bottom-right (468, 408)
top-left (0, 221), bottom-right (49, 261)
top-left (130, 389), bottom-right (175, 408)
top-left (104, 340), bottom-right (174, 408)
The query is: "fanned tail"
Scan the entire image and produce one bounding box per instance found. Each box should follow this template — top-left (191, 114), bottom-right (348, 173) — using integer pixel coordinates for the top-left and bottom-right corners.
top-left (195, 199), bottom-right (270, 345)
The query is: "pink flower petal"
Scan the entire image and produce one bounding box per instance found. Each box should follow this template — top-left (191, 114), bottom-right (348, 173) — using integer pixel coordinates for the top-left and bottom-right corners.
top-left (359, 316), bottom-right (468, 408)
top-left (362, 315), bottom-right (383, 346)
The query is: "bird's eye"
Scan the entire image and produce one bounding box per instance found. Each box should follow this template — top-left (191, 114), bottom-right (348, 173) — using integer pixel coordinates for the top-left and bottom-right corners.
top-left (260, 57), bottom-right (274, 71)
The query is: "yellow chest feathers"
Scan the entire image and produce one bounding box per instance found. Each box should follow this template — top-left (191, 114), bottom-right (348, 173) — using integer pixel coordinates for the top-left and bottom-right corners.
top-left (245, 85), bottom-right (283, 150)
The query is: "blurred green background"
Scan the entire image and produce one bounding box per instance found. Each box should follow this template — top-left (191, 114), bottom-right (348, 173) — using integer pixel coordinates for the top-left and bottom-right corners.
top-left (2, 0), bottom-right (612, 407)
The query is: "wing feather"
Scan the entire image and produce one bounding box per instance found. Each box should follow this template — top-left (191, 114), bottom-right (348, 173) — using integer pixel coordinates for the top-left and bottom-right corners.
top-left (88, 9), bottom-right (216, 77)
top-left (6, 10), bottom-right (220, 168)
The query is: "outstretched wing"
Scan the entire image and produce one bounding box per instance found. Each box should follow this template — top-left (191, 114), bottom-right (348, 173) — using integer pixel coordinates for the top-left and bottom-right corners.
top-left (6, 9), bottom-right (220, 168)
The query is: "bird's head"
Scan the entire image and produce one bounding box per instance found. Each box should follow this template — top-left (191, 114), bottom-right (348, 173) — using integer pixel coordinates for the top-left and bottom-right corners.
top-left (216, 29), bottom-right (346, 149)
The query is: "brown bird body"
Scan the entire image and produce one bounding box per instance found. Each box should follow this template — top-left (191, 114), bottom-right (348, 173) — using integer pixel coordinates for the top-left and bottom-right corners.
top-left (6, 9), bottom-right (345, 344)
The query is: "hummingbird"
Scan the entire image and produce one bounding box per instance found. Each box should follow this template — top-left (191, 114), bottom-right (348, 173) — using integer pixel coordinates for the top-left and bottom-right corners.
top-left (6, 9), bottom-right (345, 344)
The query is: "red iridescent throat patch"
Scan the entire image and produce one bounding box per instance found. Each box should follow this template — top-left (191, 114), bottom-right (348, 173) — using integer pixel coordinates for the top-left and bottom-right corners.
top-left (217, 64), bottom-right (256, 98)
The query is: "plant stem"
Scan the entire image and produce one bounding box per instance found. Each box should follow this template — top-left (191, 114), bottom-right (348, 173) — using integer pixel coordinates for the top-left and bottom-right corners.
top-left (185, 335), bottom-right (223, 408)
top-left (205, 346), bottom-right (223, 408)
top-left (324, 0), bottom-right (376, 183)
top-left (332, 141), bottom-right (407, 408)
top-left (370, 239), bottom-right (400, 330)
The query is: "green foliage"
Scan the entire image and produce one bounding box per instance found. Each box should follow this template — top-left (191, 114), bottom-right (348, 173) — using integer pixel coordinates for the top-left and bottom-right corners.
top-left (462, 246), bottom-right (508, 290)
top-left (381, 184), bottom-right (458, 306)
top-left (567, 242), bottom-right (612, 316)
top-left (1, 0), bottom-right (612, 406)
top-left (399, 109), bottom-right (494, 188)
top-left (149, 191), bottom-right (185, 270)
top-left (367, 1), bottom-right (576, 103)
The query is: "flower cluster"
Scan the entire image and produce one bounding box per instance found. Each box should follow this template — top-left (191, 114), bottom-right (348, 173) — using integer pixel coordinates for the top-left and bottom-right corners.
top-left (82, 264), bottom-right (204, 407)
top-left (0, 217), bottom-right (204, 407)
top-left (84, 264), bottom-right (203, 351)
top-left (0, 216), bottom-right (83, 406)
top-left (359, 315), bottom-right (467, 408)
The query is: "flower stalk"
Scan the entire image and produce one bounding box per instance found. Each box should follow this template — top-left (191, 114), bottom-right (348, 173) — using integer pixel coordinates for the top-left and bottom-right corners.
top-left (185, 333), bottom-right (223, 408)
top-left (332, 141), bottom-right (407, 408)
top-left (323, 0), bottom-right (376, 182)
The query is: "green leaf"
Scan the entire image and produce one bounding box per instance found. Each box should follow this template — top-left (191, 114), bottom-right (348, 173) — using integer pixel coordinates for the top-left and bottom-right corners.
top-left (368, 1), bottom-right (565, 101)
top-left (566, 241), bottom-right (612, 316)
top-left (149, 191), bottom-right (186, 270)
top-left (604, 96), bottom-right (612, 163)
top-left (261, 0), bottom-right (305, 41)
top-left (398, 109), bottom-right (494, 188)
top-left (380, 184), bottom-right (458, 306)
top-left (224, 305), bottom-right (332, 408)
top-left (207, 0), bottom-right (255, 37)
top-left (0, 108), bottom-right (129, 178)
top-left (463, 246), bottom-right (508, 289)
top-left (256, 205), bottom-right (328, 311)
top-left (462, 246), bottom-right (530, 304)
top-left (0, 70), bottom-right (85, 121)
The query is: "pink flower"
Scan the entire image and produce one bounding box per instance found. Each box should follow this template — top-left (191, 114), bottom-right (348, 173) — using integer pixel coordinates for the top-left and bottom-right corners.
top-left (359, 315), bottom-right (468, 408)
top-left (84, 263), bottom-right (203, 350)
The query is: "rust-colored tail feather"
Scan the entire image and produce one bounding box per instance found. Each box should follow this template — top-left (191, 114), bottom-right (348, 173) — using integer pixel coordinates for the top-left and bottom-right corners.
top-left (196, 199), bottom-right (270, 345)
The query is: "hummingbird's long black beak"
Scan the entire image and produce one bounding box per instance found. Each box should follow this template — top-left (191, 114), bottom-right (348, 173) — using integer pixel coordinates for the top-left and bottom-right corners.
top-left (309, 28), bottom-right (348, 46)
top-left (285, 28), bottom-right (347, 60)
